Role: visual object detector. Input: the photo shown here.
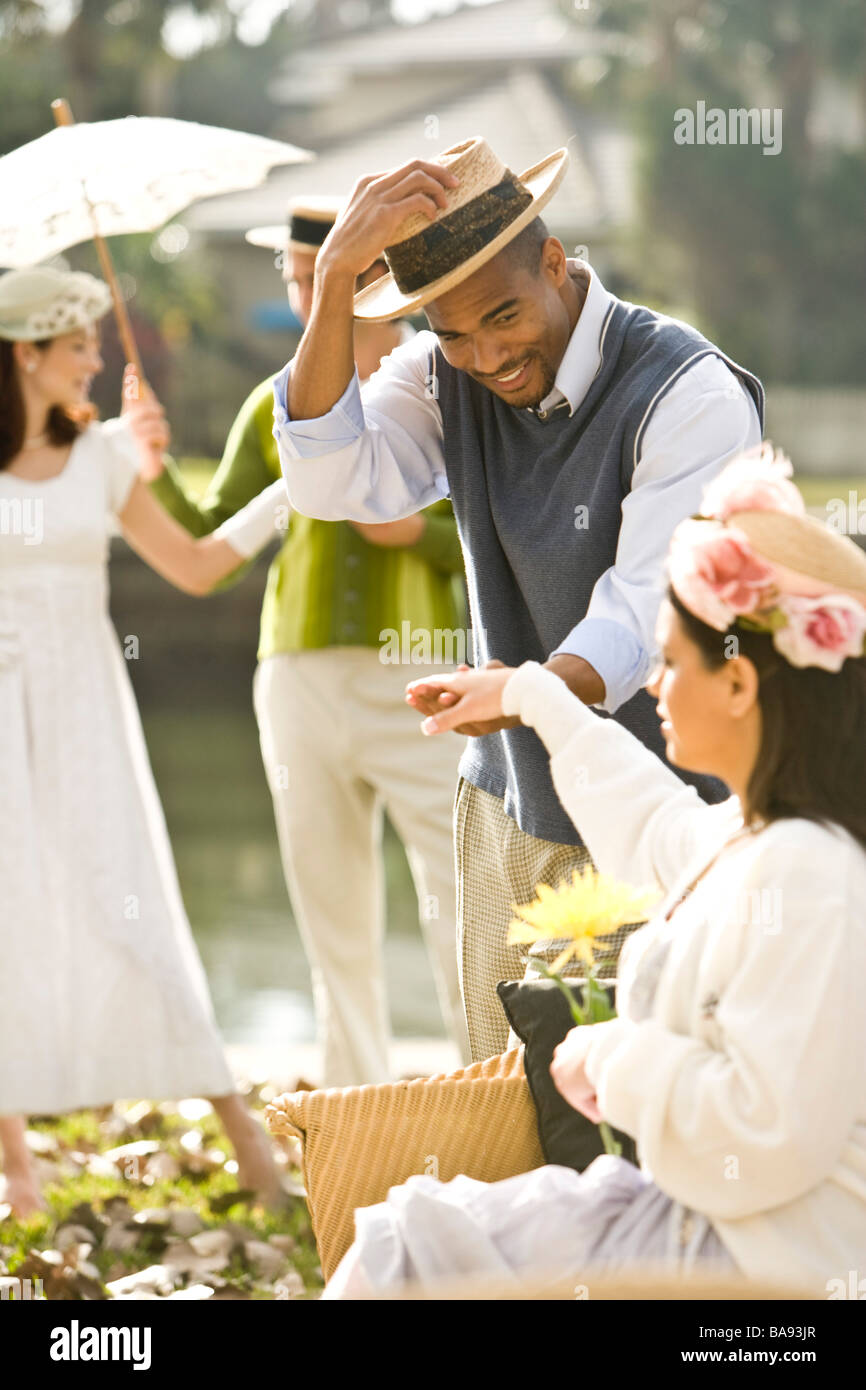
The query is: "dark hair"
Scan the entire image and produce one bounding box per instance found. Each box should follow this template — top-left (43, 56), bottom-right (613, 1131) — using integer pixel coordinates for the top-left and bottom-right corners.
top-left (499, 216), bottom-right (551, 275)
top-left (668, 585), bottom-right (866, 851)
top-left (0, 337), bottom-right (93, 468)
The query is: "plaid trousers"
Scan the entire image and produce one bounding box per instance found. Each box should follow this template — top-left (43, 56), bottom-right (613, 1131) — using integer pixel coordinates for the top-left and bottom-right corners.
top-left (454, 776), bottom-right (644, 1063)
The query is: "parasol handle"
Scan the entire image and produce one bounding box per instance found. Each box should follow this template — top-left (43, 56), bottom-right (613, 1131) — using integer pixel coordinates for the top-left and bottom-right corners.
top-left (51, 98), bottom-right (145, 382)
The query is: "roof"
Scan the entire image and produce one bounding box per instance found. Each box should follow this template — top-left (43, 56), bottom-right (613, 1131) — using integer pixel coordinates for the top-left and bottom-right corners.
top-left (186, 66), bottom-right (631, 240)
top-left (270, 0), bottom-right (633, 97)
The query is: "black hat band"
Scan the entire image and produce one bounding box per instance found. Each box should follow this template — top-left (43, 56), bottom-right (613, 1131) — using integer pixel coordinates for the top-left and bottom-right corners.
top-left (288, 213), bottom-right (335, 249)
top-left (384, 170), bottom-right (533, 295)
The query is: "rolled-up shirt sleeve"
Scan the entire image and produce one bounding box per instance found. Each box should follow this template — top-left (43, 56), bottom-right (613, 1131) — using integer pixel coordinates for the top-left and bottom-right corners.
top-left (272, 330), bottom-right (450, 523)
top-left (550, 355), bottom-right (762, 713)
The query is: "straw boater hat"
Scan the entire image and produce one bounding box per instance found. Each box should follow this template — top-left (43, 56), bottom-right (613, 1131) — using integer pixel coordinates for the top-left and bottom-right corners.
top-left (0, 266), bottom-right (111, 341)
top-left (668, 446), bottom-right (866, 671)
top-left (245, 196), bottom-right (345, 255)
top-left (351, 136), bottom-right (569, 323)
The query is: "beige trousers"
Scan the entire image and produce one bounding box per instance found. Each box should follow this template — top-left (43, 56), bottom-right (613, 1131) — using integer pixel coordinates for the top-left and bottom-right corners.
top-left (454, 777), bottom-right (640, 1063)
top-left (254, 648), bottom-right (470, 1086)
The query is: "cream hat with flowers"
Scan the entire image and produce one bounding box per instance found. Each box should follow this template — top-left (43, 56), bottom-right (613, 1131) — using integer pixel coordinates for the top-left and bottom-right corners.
top-left (0, 266), bottom-right (112, 342)
top-left (351, 136), bottom-right (569, 322)
top-left (668, 444), bottom-right (866, 671)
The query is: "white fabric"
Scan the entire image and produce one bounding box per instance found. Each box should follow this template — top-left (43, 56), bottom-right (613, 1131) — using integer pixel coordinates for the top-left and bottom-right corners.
top-left (323, 1155), bottom-right (733, 1298)
top-left (253, 647), bottom-right (470, 1086)
top-left (272, 262), bottom-right (761, 712)
top-left (0, 118), bottom-right (309, 268)
top-left (501, 660), bottom-right (866, 1294)
top-left (0, 420), bottom-right (234, 1113)
top-left (213, 478), bottom-right (289, 558)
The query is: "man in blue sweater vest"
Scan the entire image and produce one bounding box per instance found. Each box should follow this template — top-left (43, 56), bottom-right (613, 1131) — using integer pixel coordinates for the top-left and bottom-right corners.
top-left (273, 137), bottom-right (763, 1062)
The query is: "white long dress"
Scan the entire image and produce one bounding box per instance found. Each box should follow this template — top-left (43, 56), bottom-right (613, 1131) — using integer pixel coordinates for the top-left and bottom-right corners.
top-left (0, 418), bottom-right (234, 1113)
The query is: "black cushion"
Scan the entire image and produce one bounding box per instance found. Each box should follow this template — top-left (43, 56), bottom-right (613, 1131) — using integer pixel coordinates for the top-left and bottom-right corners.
top-left (497, 977), bottom-right (638, 1172)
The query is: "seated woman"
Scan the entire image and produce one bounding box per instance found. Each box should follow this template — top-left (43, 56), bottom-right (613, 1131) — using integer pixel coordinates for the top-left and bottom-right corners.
top-left (323, 447), bottom-right (866, 1298)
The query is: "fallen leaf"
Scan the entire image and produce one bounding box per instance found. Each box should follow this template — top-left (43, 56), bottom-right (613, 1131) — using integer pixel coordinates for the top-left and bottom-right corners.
top-left (17, 1249), bottom-right (64, 1279)
top-left (188, 1229), bottom-right (235, 1262)
top-left (47, 1268), bottom-right (107, 1301)
top-left (131, 1208), bottom-right (172, 1231)
top-left (162, 1239), bottom-right (232, 1276)
top-left (106, 1264), bottom-right (175, 1298)
top-left (267, 1234), bottom-right (297, 1254)
top-left (273, 1271), bottom-right (306, 1300)
top-left (85, 1154), bottom-right (119, 1179)
top-left (182, 1148), bottom-right (226, 1176)
top-left (242, 1240), bottom-right (285, 1281)
top-left (24, 1130), bottom-right (56, 1156)
top-left (102, 1196), bottom-right (133, 1220)
top-left (146, 1152), bottom-right (181, 1182)
top-left (55, 1225), bottom-right (97, 1253)
top-left (103, 1140), bottom-right (161, 1162)
top-left (168, 1209), bottom-right (204, 1238)
top-left (120, 1101), bottom-right (164, 1132)
top-left (103, 1224), bottom-right (139, 1254)
top-left (69, 1203), bottom-right (108, 1237)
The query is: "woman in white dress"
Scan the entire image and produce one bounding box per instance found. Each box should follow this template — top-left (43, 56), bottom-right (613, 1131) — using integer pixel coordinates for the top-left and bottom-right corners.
top-left (0, 267), bottom-right (287, 1217)
top-left (324, 447), bottom-right (866, 1297)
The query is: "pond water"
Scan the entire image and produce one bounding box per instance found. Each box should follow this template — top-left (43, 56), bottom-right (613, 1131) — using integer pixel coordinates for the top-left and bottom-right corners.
top-left (142, 706), bottom-right (450, 1050)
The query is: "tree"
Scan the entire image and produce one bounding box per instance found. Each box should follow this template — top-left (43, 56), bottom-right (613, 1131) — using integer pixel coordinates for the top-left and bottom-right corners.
top-left (560, 0), bottom-right (866, 382)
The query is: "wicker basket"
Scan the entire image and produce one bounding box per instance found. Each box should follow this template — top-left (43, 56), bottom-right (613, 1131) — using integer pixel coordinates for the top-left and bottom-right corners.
top-left (265, 1045), bottom-right (544, 1280)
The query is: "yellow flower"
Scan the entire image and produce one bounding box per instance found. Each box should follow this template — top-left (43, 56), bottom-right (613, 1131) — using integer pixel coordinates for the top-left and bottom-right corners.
top-left (507, 867), bottom-right (660, 974)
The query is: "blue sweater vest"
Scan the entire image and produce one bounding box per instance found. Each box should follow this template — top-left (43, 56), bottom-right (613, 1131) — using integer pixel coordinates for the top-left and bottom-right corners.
top-left (432, 295), bottom-right (764, 846)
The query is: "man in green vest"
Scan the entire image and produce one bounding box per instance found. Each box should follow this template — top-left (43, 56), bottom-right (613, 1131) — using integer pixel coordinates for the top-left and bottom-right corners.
top-left (142, 197), bottom-right (471, 1084)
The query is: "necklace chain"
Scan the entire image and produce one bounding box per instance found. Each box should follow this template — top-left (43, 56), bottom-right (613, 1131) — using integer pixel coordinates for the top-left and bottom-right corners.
top-left (663, 819), bottom-right (764, 921)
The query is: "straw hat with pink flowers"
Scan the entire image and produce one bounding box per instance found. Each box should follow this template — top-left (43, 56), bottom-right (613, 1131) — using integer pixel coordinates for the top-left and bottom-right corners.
top-left (667, 444), bottom-right (866, 671)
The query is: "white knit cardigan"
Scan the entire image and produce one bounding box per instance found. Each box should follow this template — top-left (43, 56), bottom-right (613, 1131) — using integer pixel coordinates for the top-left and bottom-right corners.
top-left (501, 661), bottom-right (866, 1292)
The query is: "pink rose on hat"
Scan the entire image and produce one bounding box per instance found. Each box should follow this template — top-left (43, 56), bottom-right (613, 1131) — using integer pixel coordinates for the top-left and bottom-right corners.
top-left (668, 519), bottom-right (778, 631)
top-left (700, 443), bottom-right (805, 522)
top-left (774, 594), bottom-right (866, 672)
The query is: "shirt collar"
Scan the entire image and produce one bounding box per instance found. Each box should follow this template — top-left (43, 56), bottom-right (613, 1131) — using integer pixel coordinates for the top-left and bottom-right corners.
top-left (534, 263), bottom-right (614, 418)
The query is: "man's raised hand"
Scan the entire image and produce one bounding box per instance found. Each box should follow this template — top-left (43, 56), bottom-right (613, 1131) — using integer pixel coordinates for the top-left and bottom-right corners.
top-left (318, 159), bottom-right (460, 280)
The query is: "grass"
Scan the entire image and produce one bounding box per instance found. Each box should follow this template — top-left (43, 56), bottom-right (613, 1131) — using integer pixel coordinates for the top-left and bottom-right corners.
top-left (1, 1091), bottom-right (323, 1301)
top-left (174, 460), bottom-right (866, 516)
top-left (792, 474), bottom-right (866, 511)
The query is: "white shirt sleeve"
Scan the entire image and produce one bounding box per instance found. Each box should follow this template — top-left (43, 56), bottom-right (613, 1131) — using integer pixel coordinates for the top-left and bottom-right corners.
top-left (212, 479), bottom-right (289, 558)
top-left (272, 329), bottom-right (449, 522)
top-left (502, 661), bottom-right (735, 893)
top-left (551, 355), bottom-right (762, 713)
top-left (584, 829), bottom-right (866, 1220)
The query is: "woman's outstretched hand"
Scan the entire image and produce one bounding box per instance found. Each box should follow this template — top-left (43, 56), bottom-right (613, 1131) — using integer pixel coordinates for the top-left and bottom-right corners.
top-left (550, 1025), bottom-right (603, 1123)
top-left (121, 364), bottom-right (170, 481)
top-left (405, 659), bottom-right (519, 736)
